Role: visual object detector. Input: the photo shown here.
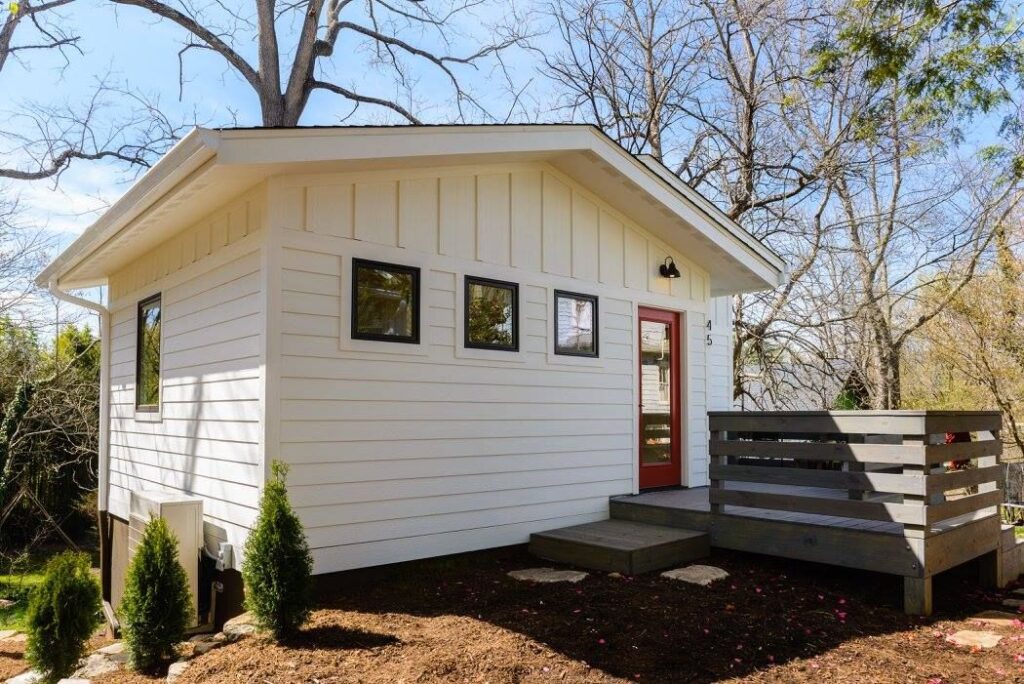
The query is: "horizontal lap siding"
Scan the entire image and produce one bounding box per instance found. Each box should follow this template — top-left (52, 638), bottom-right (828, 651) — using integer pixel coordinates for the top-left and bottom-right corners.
top-left (107, 189), bottom-right (265, 557)
top-left (271, 162), bottom-right (713, 574)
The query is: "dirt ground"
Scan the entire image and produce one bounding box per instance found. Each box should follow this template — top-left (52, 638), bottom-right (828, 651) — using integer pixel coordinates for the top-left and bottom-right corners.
top-left (7, 546), bottom-right (1024, 683)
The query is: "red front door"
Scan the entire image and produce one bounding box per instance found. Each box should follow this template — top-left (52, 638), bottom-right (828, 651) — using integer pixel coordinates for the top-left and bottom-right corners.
top-left (638, 307), bottom-right (682, 489)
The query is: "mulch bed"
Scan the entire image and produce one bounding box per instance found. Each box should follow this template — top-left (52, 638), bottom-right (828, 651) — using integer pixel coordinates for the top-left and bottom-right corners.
top-left (25, 545), bottom-right (1024, 683)
top-left (103, 546), bottom-right (1024, 684)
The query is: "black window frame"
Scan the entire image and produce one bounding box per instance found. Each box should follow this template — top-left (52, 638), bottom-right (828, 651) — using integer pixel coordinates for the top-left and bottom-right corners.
top-left (553, 289), bottom-right (599, 358)
top-left (135, 293), bottom-right (162, 412)
top-left (464, 275), bottom-right (519, 352)
top-left (351, 258), bottom-right (421, 344)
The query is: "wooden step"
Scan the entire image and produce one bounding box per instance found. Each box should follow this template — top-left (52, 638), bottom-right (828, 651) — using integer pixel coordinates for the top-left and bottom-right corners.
top-left (529, 519), bottom-right (709, 575)
top-left (609, 495), bottom-right (712, 532)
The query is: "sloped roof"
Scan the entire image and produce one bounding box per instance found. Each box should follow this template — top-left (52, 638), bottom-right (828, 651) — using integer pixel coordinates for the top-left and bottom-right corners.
top-left (37, 124), bottom-right (786, 295)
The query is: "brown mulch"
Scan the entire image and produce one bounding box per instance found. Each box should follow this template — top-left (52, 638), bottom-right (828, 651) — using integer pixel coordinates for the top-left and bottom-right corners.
top-left (0, 633), bottom-right (111, 681)
top-left (51, 547), bottom-right (1024, 682)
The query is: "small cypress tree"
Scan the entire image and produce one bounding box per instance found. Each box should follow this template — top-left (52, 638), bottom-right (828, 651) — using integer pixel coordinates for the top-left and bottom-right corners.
top-left (242, 460), bottom-right (313, 640)
top-left (119, 516), bottom-right (192, 672)
top-left (25, 551), bottom-right (102, 683)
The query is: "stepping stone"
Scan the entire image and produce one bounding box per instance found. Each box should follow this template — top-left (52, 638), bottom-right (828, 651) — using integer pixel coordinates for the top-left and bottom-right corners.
top-left (971, 610), bottom-right (1021, 627)
top-left (7, 671), bottom-right (43, 684)
top-left (0, 629), bottom-right (18, 640)
top-left (57, 679), bottom-right (90, 684)
top-left (1001, 598), bottom-right (1024, 609)
top-left (508, 568), bottom-right (588, 584)
top-left (661, 564), bottom-right (730, 586)
top-left (946, 630), bottom-right (1002, 648)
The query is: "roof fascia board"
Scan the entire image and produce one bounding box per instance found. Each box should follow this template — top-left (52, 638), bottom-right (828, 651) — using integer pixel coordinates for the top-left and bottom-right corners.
top-left (35, 128), bottom-right (220, 287)
top-left (212, 124), bottom-right (594, 166)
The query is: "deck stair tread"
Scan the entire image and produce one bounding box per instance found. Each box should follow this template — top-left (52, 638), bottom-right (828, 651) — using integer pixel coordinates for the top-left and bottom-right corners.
top-left (529, 519), bottom-right (709, 574)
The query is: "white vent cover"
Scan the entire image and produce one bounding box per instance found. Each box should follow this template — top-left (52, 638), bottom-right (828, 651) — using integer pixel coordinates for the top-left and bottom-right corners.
top-left (128, 490), bottom-right (203, 625)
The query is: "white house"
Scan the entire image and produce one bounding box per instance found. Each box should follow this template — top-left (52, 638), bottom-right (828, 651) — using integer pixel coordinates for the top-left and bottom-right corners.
top-left (37, 124), bottom-right (785, 618)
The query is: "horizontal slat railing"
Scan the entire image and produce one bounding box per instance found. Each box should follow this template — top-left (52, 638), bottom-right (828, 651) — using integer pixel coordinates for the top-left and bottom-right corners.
top-left (708, 411), bottom-right (1003, 535)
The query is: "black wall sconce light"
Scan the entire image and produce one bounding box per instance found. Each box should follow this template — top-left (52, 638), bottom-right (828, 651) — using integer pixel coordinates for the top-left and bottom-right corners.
top-left (659, 256), bottom-right (681, 279)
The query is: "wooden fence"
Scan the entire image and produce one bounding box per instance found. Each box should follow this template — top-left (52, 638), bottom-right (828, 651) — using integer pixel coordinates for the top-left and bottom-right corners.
top-left (707, 410), bottom-right (1003, 614)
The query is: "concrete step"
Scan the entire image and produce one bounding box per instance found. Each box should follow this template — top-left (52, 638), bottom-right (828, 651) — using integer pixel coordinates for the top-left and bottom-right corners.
top-left (529, 519), bottom-right (709, 575)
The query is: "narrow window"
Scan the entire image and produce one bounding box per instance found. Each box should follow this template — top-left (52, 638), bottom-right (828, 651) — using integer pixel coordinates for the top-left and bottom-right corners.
top-left (351, 258), bottom-right (420, 344)
top-left (554, 290), bottom-right (598, 357)
top-left (465, 276), bottom-right (518, 352)
top-left (136, 294), bottom-right (162, 411)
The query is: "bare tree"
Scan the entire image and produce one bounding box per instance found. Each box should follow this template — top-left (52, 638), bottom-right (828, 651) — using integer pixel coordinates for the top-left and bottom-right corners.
top-left (109, 0), bottom-right (529, 126)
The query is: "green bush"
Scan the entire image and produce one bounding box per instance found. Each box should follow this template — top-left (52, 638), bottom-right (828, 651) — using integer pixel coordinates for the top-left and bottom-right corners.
top-left (24, 551), bottom-right (102, 683)
top-left (119, 517), bottom-right (192, 672)
top-left (242, 460), bottom-right (313, 640)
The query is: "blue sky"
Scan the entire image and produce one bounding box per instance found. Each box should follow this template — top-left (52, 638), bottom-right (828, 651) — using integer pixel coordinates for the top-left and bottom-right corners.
top-left (4, 0), bottom-right (550, 253)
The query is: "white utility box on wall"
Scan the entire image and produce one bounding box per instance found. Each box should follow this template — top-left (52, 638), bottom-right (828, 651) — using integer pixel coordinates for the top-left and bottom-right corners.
top-left (128, 490), bottom-right (203, 624)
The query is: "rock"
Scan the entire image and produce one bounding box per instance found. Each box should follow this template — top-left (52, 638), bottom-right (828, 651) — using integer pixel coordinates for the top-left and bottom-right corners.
top-left (6, 671), bottom-right (43, 684)
top-left (1001, 598), bottom-right (1024, 609)
top-left (507, 568), bottom-right (588, 584)
top-left (56, 679), bottom-right (90, 684)
top-left (0, 630), bottom-right (18, 641)
top-left (3, 633), bottom-right (26, 643)
top-left (1012, 587), bottom-right (1024, 596)
top-left (165, 660), bottom-right (189, 684)
top-left (71, 653), bottom-right (118, 678)
top-left (946, 630), bottom-right (1003, 648)
top-left (661, 565), bottom-right (730, 586)
top-left (194, 639), bottom-right (222, 656)
top-left (608, 572), bottom-right (622, 578)
top-left (222, 623), bottom-right (255, 640)
top-left (971, 610), bottom-right (1020, 627)
top-left (0, 599), bottom-right (15, 609)
top-left (96, 642), bottom-right (125, 655)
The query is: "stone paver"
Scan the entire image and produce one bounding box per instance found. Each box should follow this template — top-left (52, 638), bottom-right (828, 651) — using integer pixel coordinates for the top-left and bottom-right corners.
top-left (507, 568), bottom-right (588, 584)
top-left (1001, 598), bottom-right (1024, 609)
top-left (661, 565), bottom-right (730, 586)
top-left (946, 630), bottom-right (1003, 648)
top-left (971, 610), bottom-right (1021, 627)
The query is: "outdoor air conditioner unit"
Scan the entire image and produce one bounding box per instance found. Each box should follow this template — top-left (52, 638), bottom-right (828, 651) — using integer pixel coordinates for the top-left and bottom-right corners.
top-left (128, 490), bottom-right (203, 626)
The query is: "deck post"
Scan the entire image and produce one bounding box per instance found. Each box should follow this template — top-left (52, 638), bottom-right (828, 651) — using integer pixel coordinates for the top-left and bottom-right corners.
top-left (709, 429), bottom-right (725, 514)
top-left (904, 576), bottom-right (933, 616)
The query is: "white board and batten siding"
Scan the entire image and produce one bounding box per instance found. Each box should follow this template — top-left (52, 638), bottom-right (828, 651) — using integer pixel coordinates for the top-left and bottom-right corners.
top-left (264, 162), bottom-right (715, 574)
top-left (106, 185), bottom-right (267, 561)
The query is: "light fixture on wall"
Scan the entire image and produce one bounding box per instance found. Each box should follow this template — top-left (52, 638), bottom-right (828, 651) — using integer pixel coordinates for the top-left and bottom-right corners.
top-left (659, 257), bottom-right (681, 279)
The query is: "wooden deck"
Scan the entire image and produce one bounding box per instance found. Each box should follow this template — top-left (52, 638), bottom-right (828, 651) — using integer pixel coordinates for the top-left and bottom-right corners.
top-left (531, 410), bottom-right (1007, 616)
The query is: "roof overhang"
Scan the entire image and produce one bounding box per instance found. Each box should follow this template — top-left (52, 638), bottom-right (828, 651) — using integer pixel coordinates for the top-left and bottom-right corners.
top-left (37, 125), bottom-right (786, 296)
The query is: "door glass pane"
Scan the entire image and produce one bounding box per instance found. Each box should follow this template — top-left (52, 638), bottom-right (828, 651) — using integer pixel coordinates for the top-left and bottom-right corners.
top-left (640, 320), bottom-right (672, 465)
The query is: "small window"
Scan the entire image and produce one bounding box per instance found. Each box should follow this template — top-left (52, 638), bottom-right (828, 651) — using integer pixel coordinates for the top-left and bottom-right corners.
top-left (554, 290), bottom-right (598, 357)
top-left (465, 276), bottom-right (518, 352)
top-left (136, 294), bottom-right (162, 411)
top-left (351, 258), bottom-right (420, 344)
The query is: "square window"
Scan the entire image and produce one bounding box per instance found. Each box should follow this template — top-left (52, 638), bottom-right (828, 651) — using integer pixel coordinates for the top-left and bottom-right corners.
top-left (351, 258), bottom-right (420, 344)
top-left (554, 290), bottom-right (598, 357)
top-left (465, 276), bottom-right (518, 352)
top-left (136, 294), bottom-right (162, 410)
